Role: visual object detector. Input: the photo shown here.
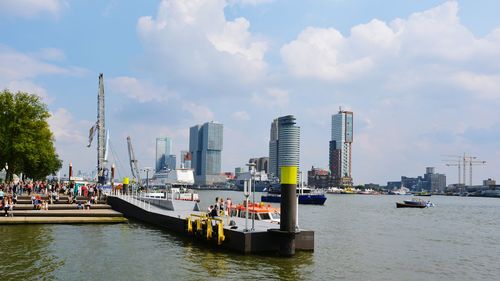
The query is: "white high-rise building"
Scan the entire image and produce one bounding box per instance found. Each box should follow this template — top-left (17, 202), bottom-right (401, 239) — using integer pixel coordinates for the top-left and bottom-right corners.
top-left (269, 115), bottom-right (300, 180)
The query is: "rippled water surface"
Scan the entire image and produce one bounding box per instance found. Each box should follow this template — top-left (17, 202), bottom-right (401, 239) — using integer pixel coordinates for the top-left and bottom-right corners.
top-left (1, 193), bottom-right (499, 280)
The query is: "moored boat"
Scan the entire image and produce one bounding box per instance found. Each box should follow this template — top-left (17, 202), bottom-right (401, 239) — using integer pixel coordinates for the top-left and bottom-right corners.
top-left (230, 202), bottom-right (280, 223)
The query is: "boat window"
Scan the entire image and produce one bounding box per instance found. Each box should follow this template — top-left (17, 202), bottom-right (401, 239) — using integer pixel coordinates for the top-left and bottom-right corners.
top-left (259, 213), bottom-right (271, 220)
top-left (271, 212), bottom-right (280, 220)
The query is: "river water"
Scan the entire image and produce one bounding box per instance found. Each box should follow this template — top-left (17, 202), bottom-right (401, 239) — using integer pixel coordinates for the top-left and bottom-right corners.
top-left (1, 192), bottom-right (499, 281)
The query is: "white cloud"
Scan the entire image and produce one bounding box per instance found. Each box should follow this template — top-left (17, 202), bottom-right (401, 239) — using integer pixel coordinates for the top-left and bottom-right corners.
top-left (281, 1), bottom-right (500, 82)
top-left (451, 72), bottom-right (500, 100)
top-left (232, 111), bottom-right (250, 120)
top-left (108, 76), bottom-right (176, 103)
top-left (0, 0), bottom-right (67, 18)
top-left (251, 88), bottom-right (289, 108)
top-left (182, 102), bottom-right (215, 122)
top-left (48, 108), bottom-right (88, 144)
top-left (6, 80), bottom-right (50, 103)
top-left (34, 48), bottom-right (66, 61)
top-left (136, 0), bottom-right (268, 87)
top-left (229, 0), bottom-right (273, 5)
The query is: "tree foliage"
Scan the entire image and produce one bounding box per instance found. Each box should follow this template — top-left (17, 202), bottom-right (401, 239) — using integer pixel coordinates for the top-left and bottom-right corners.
top-left (0, 90), bottom-right (62, 181)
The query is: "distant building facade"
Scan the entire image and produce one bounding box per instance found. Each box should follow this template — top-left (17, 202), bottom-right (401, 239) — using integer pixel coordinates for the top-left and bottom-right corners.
top-left (189, 122), bottom-right (225, 185)
top-left (180, 150), bottom-right (192, 169)
top-left (268, 118), bottom-right (279, 178)
top-left (329, 109), bottom-right (353, 187)
top-left (307, 166), bottom-right (332, 188)
top-left (387, 167), bottom-right (446, 192)
top-left (155, 137), bottom-right (173, 172)
top-left (249, 157), bottom-right (269, 174)
top-left (483, 178), bottom-right (496, 186)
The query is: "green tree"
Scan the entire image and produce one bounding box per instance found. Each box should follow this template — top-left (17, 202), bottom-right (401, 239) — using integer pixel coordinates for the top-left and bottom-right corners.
top-left (0, 90), bottom-right (62, 181)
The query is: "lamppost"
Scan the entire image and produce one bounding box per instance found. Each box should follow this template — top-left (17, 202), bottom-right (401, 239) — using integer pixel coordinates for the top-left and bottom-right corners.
top-left (243, 181), bottom-right (249, 232)
top-left (4, 163), bottom-right (8, 183)
top-left (246, 162), bottom-right (256, 231)
top-left (142, 167), bottom-right (152, 194)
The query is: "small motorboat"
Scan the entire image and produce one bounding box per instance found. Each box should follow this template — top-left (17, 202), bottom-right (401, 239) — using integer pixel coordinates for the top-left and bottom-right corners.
top-left (396, 198), bottom-right (434, 208)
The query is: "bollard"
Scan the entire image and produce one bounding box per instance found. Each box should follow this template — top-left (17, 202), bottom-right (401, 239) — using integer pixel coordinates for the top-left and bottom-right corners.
top-left (279, 166), bottom-right (298, 256)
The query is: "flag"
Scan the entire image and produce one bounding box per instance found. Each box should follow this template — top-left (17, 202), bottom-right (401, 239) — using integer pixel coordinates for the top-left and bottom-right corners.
top-left (87, 122), bottom-right (97, 147)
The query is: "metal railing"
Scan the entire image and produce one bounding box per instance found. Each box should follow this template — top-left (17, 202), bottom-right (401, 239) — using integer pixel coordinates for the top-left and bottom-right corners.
top-left (113, 190), bottom-right (151, 212)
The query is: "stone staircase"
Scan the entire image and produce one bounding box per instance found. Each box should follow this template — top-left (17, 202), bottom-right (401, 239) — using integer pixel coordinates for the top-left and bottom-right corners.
top-left (0, 194), bottom-right (127, 224)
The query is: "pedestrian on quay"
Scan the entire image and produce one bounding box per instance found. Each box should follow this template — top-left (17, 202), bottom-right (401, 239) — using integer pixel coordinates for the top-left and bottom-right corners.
top-left (225, 197), bottom-right (232, 216)
top-left (0, 188), bottom-right (4, 201)
top-left (3, 197), bottom-right (11, 216)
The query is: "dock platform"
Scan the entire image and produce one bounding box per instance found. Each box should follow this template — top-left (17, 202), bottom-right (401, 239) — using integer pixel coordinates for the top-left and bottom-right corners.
top-left (107, 195), bottom-right (314, 254)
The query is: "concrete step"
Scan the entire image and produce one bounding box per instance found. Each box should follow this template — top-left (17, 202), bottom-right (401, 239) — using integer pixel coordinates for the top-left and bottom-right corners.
top-left (12, 204), bottom-right (112, 210)
top-left (15, 200), bottom-right (107, 205)
top-left (6, 209), bottom-right (123, 217)
top-left (0, 217), bottom-right (127, 224)
top-left (16, 195), bottom-right (102, 201)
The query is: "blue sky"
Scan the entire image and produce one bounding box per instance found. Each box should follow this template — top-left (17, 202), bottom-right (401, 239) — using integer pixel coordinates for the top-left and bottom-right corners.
top-left (1, 0), bottom-right (499, 185)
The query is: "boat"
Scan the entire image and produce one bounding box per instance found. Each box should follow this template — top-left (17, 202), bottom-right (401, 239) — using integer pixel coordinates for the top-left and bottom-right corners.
top-left (261, 185), bottom-right (327, 205)
top-left (326, 187), bottom-right (342, 194)
top-left (340, 187), bottom-right (356, 194)
top-left (414, 191), bottom-right (431, 196)
top-left (229, 202), bottom-right (280, 223)
top-left (233, 171), bottom-right (277, 192)
top-left (396, 198), bottom-right (434, 208)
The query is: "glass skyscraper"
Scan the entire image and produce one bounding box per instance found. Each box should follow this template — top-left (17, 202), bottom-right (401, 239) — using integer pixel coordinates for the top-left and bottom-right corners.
top-left (189, 122), bottom-right (224, 185)
top-left (155, 137), bottom-right (173, 172)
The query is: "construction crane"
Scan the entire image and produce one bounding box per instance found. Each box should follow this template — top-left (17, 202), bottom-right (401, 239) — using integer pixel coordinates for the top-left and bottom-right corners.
top-left (443, 154), bottom-right (487, 192)
top-left (127, 136), bottom-right (142, 188)
top-left (468, 159), bottom-right (486, 187)
top-left (442, 155), bottom-right (463, 186)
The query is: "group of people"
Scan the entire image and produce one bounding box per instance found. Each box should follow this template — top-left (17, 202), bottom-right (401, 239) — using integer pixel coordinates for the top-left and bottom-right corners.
top-left (0, 180), bottom-right (105, 215)
top-left (0, 181), bottom-right (103, 199)
top-left (208, 197), bottom-right (232, 217)
top-left (0, 188), bottom-right (14, 216)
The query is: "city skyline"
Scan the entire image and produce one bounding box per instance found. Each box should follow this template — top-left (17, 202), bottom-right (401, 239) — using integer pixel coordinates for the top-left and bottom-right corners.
top-left (1, 1), bottom-right (499, 185)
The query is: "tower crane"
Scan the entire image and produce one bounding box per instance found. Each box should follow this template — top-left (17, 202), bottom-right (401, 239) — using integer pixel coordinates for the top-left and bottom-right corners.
top-left (127, 136), bottom-right (142, 188)
top-left (442, 155), bottom-right (462, 186)
top-left (468, 160), bottom-right (486, 187)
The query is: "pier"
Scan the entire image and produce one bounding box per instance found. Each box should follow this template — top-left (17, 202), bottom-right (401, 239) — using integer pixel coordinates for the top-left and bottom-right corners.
top-left (107, 193), bottom-right (314, 254)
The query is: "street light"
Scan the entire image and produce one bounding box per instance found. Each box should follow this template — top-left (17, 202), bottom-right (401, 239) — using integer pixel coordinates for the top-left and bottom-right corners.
top-left (4, 163), bottom-right (8, 183)
top-left (142, 167), bottom-right (152, 194)
top-left (246, 162), bottom-right (256, 231)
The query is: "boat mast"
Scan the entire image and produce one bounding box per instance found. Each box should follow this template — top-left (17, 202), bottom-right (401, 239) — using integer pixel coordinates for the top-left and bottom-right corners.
top-left (97, 73), bottom-right (106, 184)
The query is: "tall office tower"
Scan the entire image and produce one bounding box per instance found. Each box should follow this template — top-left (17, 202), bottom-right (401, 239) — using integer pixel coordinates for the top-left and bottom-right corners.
top-left (268, 118), bottom-right (279, 178)
top-left (277, 115), bottom-right (300, 179)
top-left (189, 122), bottom-right (224, 185)
top-left (329, 108), bottom-right (353, 186)
top-left (155, 137), bottom-right (173, 172)
top-left (180, 150), bottom-right (192, 169)
top-left (166, 155), bottom-right (176, 170)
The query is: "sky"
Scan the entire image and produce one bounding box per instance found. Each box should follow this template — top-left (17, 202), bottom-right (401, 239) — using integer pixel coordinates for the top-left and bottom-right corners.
top-left (1, 0), bottom-right (500, 185)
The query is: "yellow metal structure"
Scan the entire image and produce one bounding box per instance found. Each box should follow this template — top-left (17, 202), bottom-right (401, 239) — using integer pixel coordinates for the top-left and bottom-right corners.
top-left (280, 166), bottom-right (298, 185)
